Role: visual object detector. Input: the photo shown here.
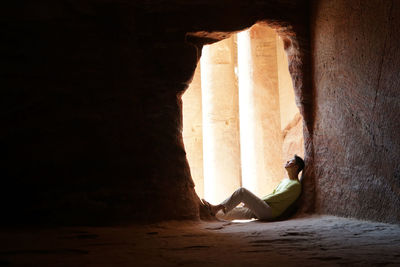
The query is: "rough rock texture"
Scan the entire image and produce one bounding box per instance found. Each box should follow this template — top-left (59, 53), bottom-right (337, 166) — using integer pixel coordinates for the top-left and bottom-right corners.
top-left (282, 112), bottom-right (304, 163)
top-left (311, 0), bottom-right (400, 223)
top-left (1, 216), bottom-right (399, 266)
top-left (0, 1), bottom-right (312, 225)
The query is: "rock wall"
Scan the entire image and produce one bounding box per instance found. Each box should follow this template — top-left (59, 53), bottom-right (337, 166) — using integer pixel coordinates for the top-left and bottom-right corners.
top-left (1, 0), bottom-right (312, 225)
top-left (311, 0), bottom-right (400, 223)
top-left (282, 113), bottom-right (304, 163)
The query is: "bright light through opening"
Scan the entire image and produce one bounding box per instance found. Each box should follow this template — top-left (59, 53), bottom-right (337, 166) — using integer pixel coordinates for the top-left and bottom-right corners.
top-left (182, 24), bottom-right (304, 206)
top-left (200, 45), bottom-right (216, 203)
top-left (237, 30), bottom-right (257, 194)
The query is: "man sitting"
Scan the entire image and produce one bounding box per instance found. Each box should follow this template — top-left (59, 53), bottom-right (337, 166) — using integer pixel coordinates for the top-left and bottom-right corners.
top-left (202, 155), bottom-right (304, 221)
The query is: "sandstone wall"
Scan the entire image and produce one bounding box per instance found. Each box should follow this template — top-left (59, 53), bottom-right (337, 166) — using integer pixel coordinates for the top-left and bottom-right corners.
top-left (311, 0), bottom-right (400, 223)
top-left (282, 113), bottom-right (304, 162)
top-left (1, 1), bottom-right (201, 224)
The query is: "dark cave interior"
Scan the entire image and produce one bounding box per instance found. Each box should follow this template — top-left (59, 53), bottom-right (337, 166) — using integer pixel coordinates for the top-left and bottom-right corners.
top-left (1, 0), bottom-right (400, 265)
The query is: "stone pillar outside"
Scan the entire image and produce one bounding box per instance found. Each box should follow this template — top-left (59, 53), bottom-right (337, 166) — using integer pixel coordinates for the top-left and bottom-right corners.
top-left (238, 24), bottom-right (284, 197)
top-left (201, 36), bottom-right (242, 204)
top-left (182, 62), bottom-right (204, 198)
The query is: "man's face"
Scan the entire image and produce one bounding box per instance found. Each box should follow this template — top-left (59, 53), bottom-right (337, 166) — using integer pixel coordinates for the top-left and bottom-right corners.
top-left (284, 157), bottom-right (298, 170)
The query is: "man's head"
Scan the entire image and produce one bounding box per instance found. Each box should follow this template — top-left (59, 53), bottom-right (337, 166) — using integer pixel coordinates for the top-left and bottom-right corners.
top-left (284, 154), bottom-right (305, 174)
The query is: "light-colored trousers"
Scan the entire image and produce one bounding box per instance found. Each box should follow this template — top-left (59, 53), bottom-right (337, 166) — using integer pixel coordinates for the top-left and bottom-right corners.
top-left (218, 187), bottom-right (273, 220)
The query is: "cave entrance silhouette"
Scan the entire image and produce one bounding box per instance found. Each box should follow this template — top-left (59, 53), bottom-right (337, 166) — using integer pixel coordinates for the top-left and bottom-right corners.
top-left (183, 23), bottom-right (304, 205)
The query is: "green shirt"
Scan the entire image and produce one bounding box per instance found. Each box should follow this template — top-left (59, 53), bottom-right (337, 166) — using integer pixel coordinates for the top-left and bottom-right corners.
top-left (261, 178), bottom-right (301, 218)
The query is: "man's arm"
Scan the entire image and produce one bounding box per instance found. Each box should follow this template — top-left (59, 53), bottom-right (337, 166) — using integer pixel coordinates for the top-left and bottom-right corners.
top-left (262, 183), bottom-right (301, 203)
top-left (260, 184), bottom-right (279, 201)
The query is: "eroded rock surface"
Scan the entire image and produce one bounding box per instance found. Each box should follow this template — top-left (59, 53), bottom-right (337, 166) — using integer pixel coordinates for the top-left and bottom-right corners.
top-left (282, 112), bottom-right (304, 162)
top-left (311, 0), bottom-right (400, 223)
top-left (0, 216), bottom-right (399, 266)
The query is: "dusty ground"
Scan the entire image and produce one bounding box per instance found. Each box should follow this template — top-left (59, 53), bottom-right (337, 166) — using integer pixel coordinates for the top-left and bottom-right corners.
top-left (0, 215), bottom-right (399, 266)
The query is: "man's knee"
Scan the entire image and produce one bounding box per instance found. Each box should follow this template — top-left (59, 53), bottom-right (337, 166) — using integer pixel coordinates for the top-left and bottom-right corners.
top-left (237, 187), bottom-right (249, 195)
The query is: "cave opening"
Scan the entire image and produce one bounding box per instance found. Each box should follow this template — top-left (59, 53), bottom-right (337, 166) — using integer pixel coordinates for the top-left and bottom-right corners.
top-left (182, 23), bottom-right (304, 205)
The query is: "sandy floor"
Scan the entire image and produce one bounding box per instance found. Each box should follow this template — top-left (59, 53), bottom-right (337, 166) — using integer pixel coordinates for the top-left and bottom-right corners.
top-left (0, 215), bottom-right (399, 266)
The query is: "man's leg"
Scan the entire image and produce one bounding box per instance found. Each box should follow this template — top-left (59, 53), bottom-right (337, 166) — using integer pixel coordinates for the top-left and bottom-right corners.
top-left (216, 206), bottom-right (255, 220)
top-left (220, 187), bottom-right (272, 220)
